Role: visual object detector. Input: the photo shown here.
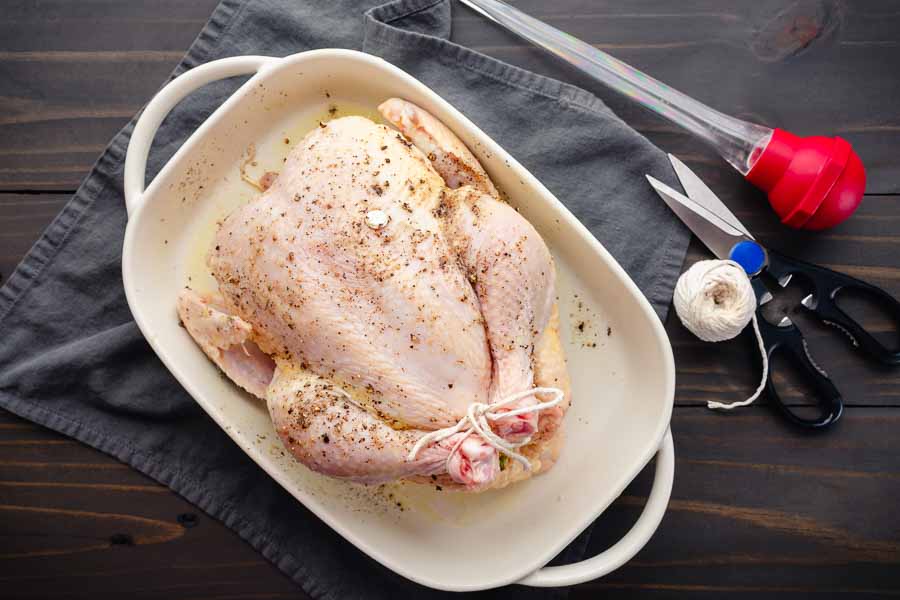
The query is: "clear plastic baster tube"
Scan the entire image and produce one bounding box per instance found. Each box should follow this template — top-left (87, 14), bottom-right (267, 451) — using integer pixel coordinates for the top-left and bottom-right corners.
top-left (460, 0), bottom-right (773, 174)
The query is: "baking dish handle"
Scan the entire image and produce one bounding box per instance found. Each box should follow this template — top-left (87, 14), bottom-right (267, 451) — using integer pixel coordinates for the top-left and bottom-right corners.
top-left (124, 55), bottom-right (277, 216)
top-left (518, 428), bottom-right (674, 587)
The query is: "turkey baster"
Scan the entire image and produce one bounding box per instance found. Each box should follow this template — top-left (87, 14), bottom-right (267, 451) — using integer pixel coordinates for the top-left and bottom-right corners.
top-left (460, 0), bottom-right (866, 230)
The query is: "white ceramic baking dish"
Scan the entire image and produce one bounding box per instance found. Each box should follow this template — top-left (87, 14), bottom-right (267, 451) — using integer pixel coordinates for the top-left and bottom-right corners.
top-left (122, 49), bottom-right (675, 591)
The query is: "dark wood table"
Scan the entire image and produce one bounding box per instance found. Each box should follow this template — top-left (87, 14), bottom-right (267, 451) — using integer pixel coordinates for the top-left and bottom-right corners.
top-left (2, 1), bottom-right (899, 597)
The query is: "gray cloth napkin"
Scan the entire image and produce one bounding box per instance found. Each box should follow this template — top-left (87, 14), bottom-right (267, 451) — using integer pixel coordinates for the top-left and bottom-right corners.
top-left (0, 0), bottom-right (689, 597)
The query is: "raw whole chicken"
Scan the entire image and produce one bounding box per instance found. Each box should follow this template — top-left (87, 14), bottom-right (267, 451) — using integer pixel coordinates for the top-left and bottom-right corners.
top-left (177, 99), bottom-right (571, 491)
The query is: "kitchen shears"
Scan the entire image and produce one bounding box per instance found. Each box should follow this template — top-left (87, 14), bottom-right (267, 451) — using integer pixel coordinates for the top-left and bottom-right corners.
top-left (647, 154), bottom-right (900, 429)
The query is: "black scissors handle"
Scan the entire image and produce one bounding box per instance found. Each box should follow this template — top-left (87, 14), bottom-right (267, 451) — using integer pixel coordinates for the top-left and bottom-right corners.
top-left (765, 250), bottom-right (900, 365)
top-left (751, 280), bottom-right (843, 429)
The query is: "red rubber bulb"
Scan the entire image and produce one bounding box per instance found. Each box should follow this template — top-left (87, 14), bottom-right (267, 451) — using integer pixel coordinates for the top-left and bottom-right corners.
top-left (745, 128), bottom-right (866, 230)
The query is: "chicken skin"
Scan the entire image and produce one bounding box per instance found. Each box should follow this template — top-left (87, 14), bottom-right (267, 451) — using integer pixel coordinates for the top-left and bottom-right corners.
top-left (177, 99), bottom-right (570, 490)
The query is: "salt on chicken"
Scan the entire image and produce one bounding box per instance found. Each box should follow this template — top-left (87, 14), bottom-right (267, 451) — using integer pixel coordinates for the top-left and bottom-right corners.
top-left (177, 99), bottom-right (571, 491)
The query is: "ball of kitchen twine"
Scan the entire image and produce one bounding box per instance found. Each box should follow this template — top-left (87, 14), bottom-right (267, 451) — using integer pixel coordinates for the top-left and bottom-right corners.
top-left (673, 259), bottom-right (768, 411)
top-left (674, 260), bottom-right (756, 342)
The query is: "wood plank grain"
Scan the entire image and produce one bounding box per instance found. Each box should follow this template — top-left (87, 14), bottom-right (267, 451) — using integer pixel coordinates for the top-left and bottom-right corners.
top-left (0, 414), bottom-right (300, 600)
top-left (0, 0), bottom-right (221, 191)
top-left (2, 408), bottom-right (899, 598)
top-left (578, 407), bottom-right (900, 598)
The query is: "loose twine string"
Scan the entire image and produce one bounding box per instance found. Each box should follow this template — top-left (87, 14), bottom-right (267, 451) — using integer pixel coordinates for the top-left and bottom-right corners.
top-left (673, 259), bottom-right (768, 410)
top-left (407, 387), bottom-right (564, 471)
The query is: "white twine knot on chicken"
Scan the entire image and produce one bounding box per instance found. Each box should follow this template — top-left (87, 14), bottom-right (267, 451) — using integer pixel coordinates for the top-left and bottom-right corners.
top-left (407, 387), bottom-right (564, 471)
top-left (673, 259), bottom-right (768, 411)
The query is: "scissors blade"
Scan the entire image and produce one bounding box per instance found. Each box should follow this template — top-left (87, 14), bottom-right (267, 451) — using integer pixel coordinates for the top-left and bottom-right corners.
top-left (646, 175), bottom-right (751, 261)
top-left (667, 154), bottom-right (754, 239)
